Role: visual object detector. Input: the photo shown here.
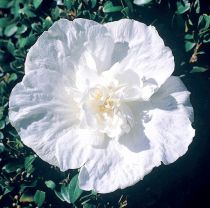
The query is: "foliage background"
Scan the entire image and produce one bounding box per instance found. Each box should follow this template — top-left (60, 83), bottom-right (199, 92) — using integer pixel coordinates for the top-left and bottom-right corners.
top-left (0, 0), bottom-right (210, 207)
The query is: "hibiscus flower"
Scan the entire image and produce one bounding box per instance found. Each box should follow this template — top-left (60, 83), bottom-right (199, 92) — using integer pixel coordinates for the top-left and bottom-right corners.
top-left (9, 18), bottom-right (195, 193)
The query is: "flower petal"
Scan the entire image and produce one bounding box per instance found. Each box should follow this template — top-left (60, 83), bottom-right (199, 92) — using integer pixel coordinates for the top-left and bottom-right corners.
top-left (78, 140), bottom-right (161, 193)
top-left (25, 19), bottom-right (79, 74)
top-left (26, 18), bottom-right (114, 76)
top-left (9, 69), bottom-right (79, 166)
top-left (104, 19), bottom-right (174, 88)
top-left (144, 76), bottom-right (195, 164)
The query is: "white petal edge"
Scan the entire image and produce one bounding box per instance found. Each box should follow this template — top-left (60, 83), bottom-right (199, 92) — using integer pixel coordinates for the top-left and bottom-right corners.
top-left (9, 69), bottom-right (79, 166)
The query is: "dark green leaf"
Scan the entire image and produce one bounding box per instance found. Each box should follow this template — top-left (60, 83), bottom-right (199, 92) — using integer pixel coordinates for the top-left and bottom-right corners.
top-left (0, 142), bottom-right (5, 152)
top-left (103, 1), bottom-right (123, 13)
top-left (121, 7), bottom-right (129, 17)
top-left (6, 41), bottom-right (16, 56)
top-left (0, 17), bottom-right (12, 28)
top-left (7, 73), bottom-right (18, 83)
top-left (20, 191), bottom-right (34, 203)
top-left (60, 174), bottom-right (83, 204)
top-left (45, 180), bottom-right (56, 190)
top-left (124, 0), bottom-right (134, 12)
top-left (2, 162), bottom-right (23, 173)
top-left (91, 0), bottom-right (97, 8)
top-left (198, 14), bottom-right (210, 31)
top-left (194, 0), bottom-right (200, 13)
top-left (54, 190), bottom-right (65, 202)
top-left (24, 6), bottom-right (37, 18)
top-left (184, 34), bottom-right (194, 40)
top-left (133, 0), bottom-right (153, 6)
top-left (0, 107), bottom-right (4, 119)
top-left (24, 155), bottom-right (36, 171)
top-left (33, 0), bottom-right (43, 9)
top-left (185, 41), bottom-right (195, 52)
top-left (17, 24), bottom-right (27, 34)
top-left (191, 66), bottom-right (208, 73)
top-left (3, 185), bottom-right (14, 195)
top-left (0, 0), bottom-right (12, 9)
top-left (51, 7), bottom-right (60, 19)
top-left (61, 184), bottom-right (71, 203)
top-left (0, 120), bottom-right (5, 129)
top-left (176, 1), bottom-right (190, 14)
top-left (4, 24), bottom-right (18, 37)
top-left (69, 174), bottom-right (83, 203)
top-left (203, 33), bottom-right (210, 43)
top-left (34, 190), bottom-right (46, 207)
top-left (64, 0), bottom-right (73, 9)
top-left (20, 180), bottom-right (37, 193)
top-left (83, 203), bottom-right (97, 208)
top-left (43, 16), bottom-right (53, 29)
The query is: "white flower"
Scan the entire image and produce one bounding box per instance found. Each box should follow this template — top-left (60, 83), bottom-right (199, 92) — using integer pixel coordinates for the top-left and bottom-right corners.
top-left (9, 18), bottom-right (195, 193)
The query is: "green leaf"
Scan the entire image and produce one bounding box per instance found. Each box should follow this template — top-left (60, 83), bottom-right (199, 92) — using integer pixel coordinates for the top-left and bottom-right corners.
top-left (133, 0), bottom-right (153, 6)
top-left (4, 23), bottom-right (18, 37)
top-left (6, 41), bottom-right (16, 56)
top-left (176, 0), bottom-right (190, 14)
top-left (185, 41), bottom-right (195, 52)
top-left (23, 5), bottom-right (37, 18)
top-left (83, 203), bottom-right (97, 208)
top-left (0, 142), bottom-right (5, 153)
top-left (191, 66), bottom-right (208, 73)
top-left (34, 190), bottom-right (45, 207)
top-left (121, 7), bottom-right (129, 17)
top-left (24, 155), bottom-right (36, 171)
top-left (2, 162), bottom-right (23, 173)
top-left (0, 0), bottom-right (12, 9)
top-left (7, 73), bottom-right (17, 83)
top-left (0, 107), bottom-right (4, 120)
top-left (20, 180), bottom-right (37, 193)
top-left (60, 174), bottom-right (83, 204)
top-left (0, 120), bottom-right (5, 129)
top-left (17, 24), bottom-right (27, 34)
top-left (43, 16), bottom-right (53, 29)
top-left (33, 0), bottom-right (43, 9)
top-left (64, 0), bottom-right (73, 9)
top-left (0, 17), bottom-right (12, 28)
top-left (184, 34), bottom-right (194, 40)
top-left (60, 184), bottom-right (71, 203)
top-left (91, 0), bottom-right (97, 8)
top-left (124, 0), bottom-right (134, 12)
top-left (51, 7), bottom-right (60, 19)
top-left (194, 0), bottom-right (200, 13)
top-left (20, 191), bottom-right (34, 203)
top-left (45, 180), bottom-right (56, 190)
top-left (103, 1), bottom-right (123, 13)
top-left (203, 33), bottom-right (210, 43)
top-left (69, 174), bottom-right (83, 203)
top-left (198, 14), bottom-right (210, 31)
top-left (54, 190), bottom-right (65, 201)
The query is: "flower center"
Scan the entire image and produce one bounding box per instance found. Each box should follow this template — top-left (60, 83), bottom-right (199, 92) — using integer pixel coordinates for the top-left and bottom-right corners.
top-left (82, 84), bottom-right (131, 138)
top-left (92, 88), bottom-right (119, 114)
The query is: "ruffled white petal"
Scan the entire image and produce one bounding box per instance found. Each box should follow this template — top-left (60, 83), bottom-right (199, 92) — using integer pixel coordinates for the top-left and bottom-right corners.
top-left (55, 128), bottom-right (108, 171)
top-left (104, 19), bottom-right (174, 88)
top-left (9, 69), bottom-right (79, 166)
top-left (144, 76), bottom-right (195, 164)
top-left (25, 19), bottom-right (78, 74)
top-left (25, 18), bottom-right (114, 76)
top-left (55, 129), bottom-right (100, 170)
top-left (78, 140), bottom-right (161, 193)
